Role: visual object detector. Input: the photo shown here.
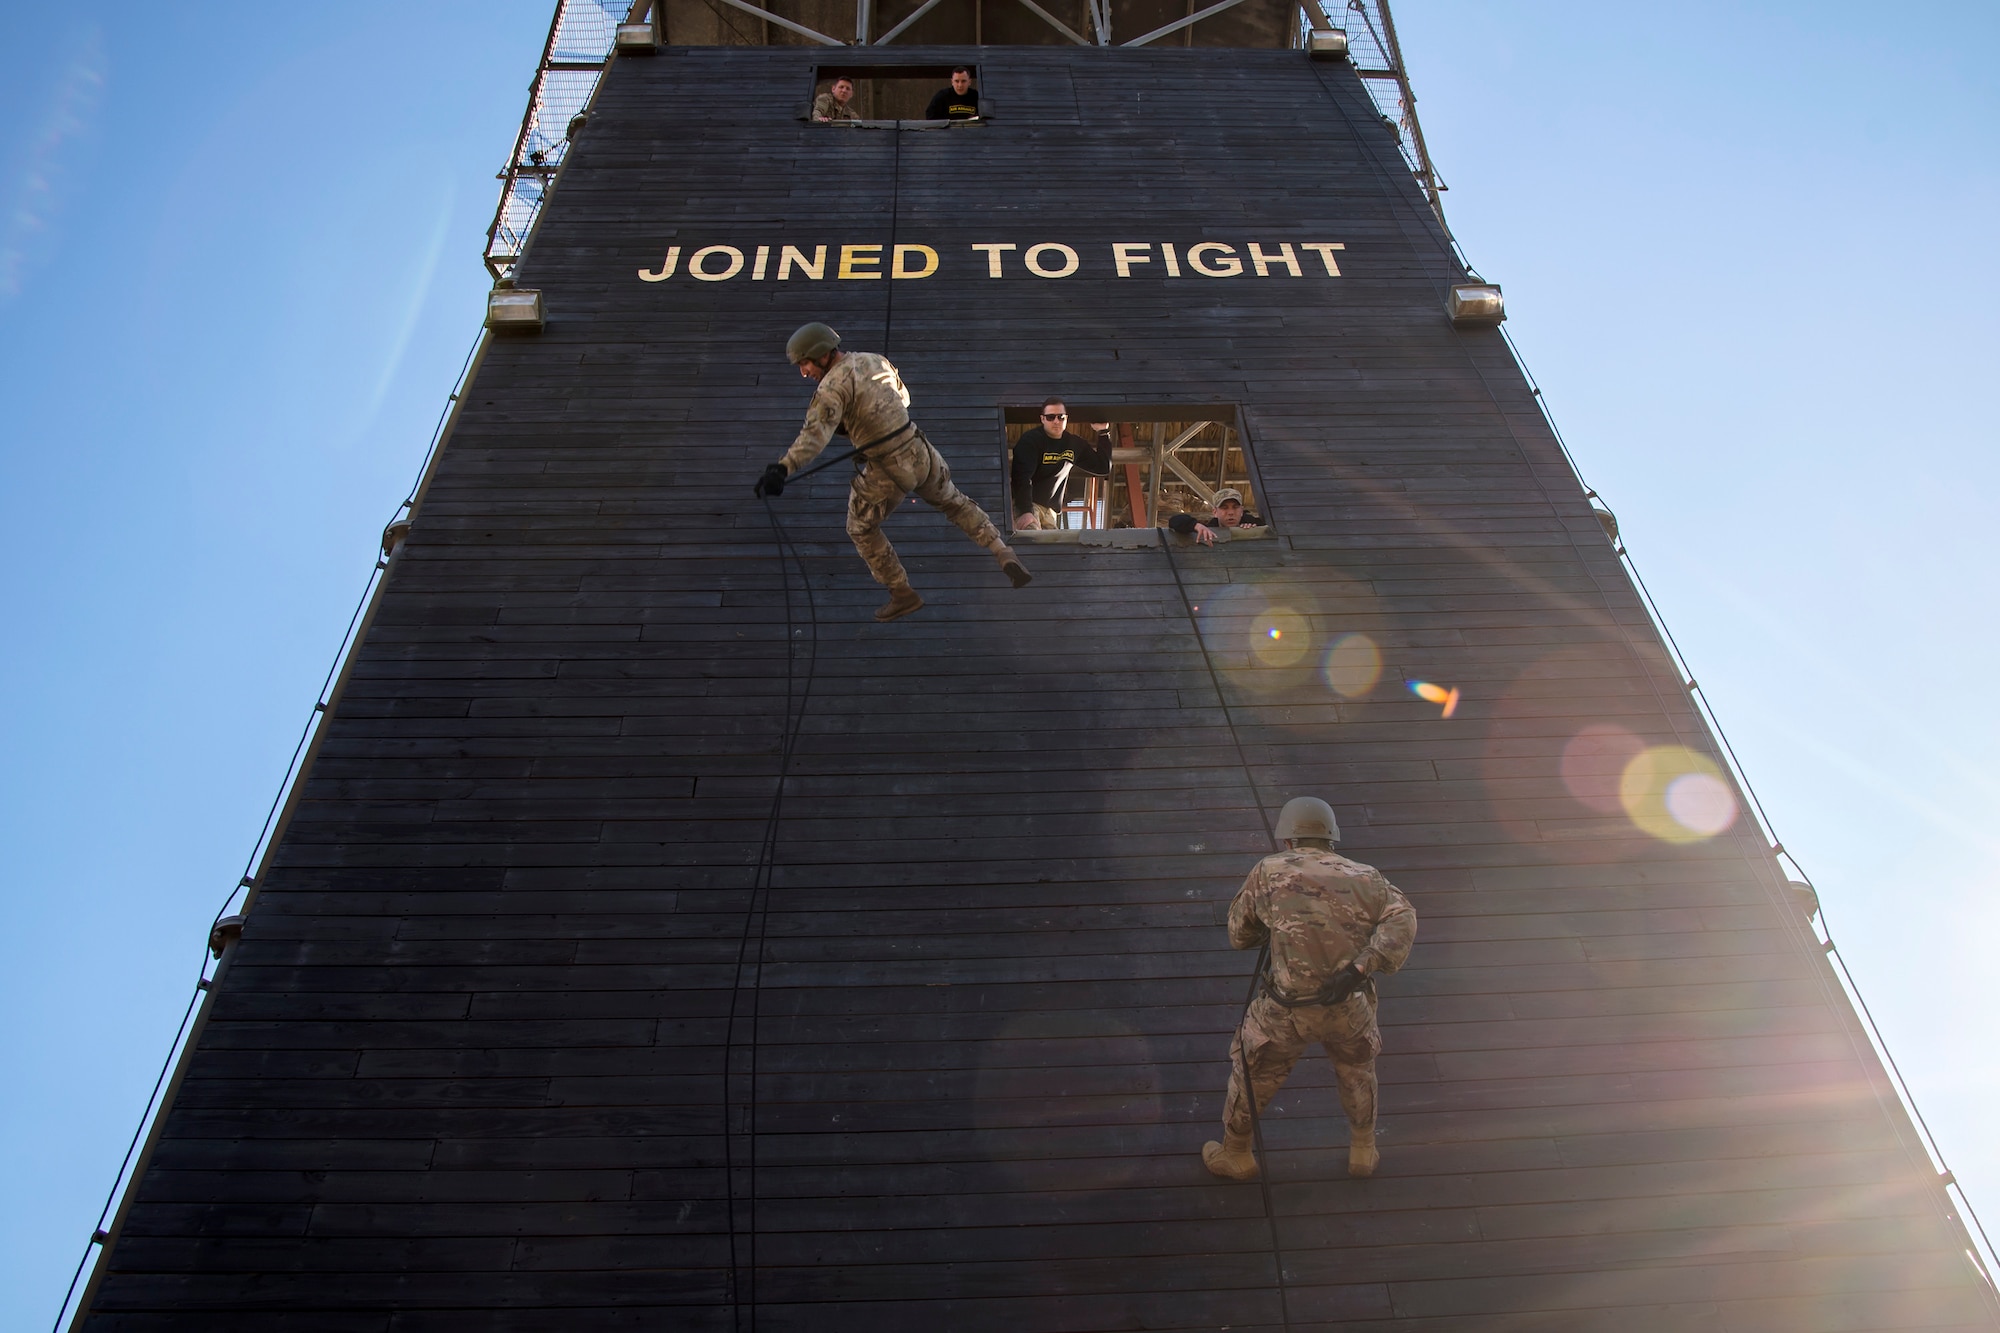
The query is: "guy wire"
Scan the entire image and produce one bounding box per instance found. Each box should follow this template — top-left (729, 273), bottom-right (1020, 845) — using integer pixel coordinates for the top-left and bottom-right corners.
top-left (50, 323), bottom-right (488, 1333)
top-left (1310, 54), bottom-right (1997, 1292)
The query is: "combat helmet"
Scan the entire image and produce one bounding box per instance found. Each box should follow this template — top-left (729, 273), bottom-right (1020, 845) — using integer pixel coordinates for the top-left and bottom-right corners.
top-left (786, 321), bottom-right (841, 364)
top-left (1274, 796), bottom-right (1340, 843)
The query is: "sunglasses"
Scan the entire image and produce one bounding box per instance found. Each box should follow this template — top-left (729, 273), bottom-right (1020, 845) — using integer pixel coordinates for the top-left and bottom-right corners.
top-left (1041, 412), bottom-right (1067, 420)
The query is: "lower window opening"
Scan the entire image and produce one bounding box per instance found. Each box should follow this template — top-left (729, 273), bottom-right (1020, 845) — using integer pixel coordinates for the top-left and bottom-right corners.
top-left (1001, 406), bottom-right (1272, 544)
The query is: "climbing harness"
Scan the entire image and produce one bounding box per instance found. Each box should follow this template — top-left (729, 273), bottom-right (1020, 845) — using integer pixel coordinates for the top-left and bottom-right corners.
top-left (1260, 961), bottom-right (1370, 1011)
top-left (780, 419), bottom-right (916, 485)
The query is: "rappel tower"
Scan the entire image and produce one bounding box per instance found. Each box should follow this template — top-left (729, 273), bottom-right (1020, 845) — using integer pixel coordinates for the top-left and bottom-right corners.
top-left (66, 0), bottom-right (1999, 1328)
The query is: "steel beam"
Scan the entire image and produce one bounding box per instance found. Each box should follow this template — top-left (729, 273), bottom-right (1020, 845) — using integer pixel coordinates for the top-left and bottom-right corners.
top-left (1163, 451), bottom-right (1216, 504)
top-left (709, 0), bottom-right (847, 45)
top-left (1124, 462), bottom-right (1149, 527)
top-left (1014, 0), bottom-right (1091, 46)
top-left (1123, 0), bottom-right (1246, 47)
top-left (875, 0), bottom-right (948, 42)
top-left (1147, 423), bottom-right (1165, 530)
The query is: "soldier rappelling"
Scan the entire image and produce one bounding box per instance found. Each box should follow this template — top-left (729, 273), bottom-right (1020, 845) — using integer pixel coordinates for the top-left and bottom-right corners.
top-left (1204, 797), bottom-right (1418, 1182)
top-left (753, 323), bottom-right (1031, 622)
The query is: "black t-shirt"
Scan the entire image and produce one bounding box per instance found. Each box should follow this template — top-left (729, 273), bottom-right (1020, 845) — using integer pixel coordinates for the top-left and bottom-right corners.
top-left (925, 86), bottom-right (980, 120)
top-left (1011, 428), bottom-right (1112, 512)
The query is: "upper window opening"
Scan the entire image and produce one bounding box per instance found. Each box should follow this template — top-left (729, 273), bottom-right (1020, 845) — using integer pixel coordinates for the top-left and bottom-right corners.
top-left (809, 65), bottom-right (983, 126)
top-left (1002, 406), bottom-right (1271, 544)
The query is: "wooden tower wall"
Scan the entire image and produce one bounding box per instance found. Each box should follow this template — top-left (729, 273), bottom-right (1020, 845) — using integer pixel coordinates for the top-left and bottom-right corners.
top-left (79, 46), bottom-right (1997, 1332)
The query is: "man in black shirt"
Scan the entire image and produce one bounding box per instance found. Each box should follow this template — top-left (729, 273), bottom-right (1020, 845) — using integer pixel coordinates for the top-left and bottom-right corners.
top-left (1168, 487), bottom-right (1267, 543)
top-left (924, 67), bottom-right (979, 121)
top-left (1011, 398), bottom-right (1112, 531)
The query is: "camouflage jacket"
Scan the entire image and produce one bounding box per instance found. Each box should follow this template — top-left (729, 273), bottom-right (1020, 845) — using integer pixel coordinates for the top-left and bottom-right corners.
top-left (1227, 848), bottom-right (1416, 998)
top-left (813, 93), bottom-right (860, 122)
top-left (782, 351), bottom-right (914, 474)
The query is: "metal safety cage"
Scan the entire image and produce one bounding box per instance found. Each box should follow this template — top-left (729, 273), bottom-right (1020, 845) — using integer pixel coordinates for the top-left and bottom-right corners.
top-left (1313, 0), bottom-right (1450, 234)
top-left (484, 0), bottom-right (633, 280)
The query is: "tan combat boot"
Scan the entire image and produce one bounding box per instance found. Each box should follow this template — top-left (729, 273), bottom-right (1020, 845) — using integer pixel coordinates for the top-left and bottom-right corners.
top-left (990, 541), bottom-right (1032, 588)
top-left (1348, 1125), bottom-right (1379, 1179)
top-left (874, 582), bottom-right (924, 622)
top-left (1201, 1131), bottom-right (1259, 1181)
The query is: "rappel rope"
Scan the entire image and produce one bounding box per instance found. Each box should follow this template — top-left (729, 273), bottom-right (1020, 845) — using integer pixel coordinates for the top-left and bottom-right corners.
top-left (719, 497), bottom-right (820, 1333)
top-left (719, 124), bottom-right (908, 1333)
top-left (1161, 537), bottom-right (1295, 1333)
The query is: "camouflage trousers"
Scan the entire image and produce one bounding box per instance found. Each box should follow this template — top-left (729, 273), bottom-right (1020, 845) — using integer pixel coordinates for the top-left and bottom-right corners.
top-left (846, 428), bottom-right (1003, 587)
top-left (1223, 991), bottom-right (1381, 1139)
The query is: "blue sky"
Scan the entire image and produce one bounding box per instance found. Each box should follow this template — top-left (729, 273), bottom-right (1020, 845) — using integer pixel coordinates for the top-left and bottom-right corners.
top-left (3, 2), bottom-right (1995, 1325)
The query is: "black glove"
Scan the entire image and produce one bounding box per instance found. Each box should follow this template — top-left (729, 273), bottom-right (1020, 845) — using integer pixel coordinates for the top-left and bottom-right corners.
top-left (1323, 964), bottom-right (1367, 1005)
top-left (753, 463), bottom-right (788, 498)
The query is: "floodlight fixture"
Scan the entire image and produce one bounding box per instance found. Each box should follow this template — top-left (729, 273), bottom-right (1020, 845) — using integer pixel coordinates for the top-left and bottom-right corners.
top-left (616, 22), bottom-right (660, 52)
top-left (1591, 503), bottom-right (1619, 544)
top-left (1788, 881), bottom-right (1821, 921)
top-left (487, 280), bottom-right (545, 333)
top-left (208, 915), bottom-right (247, 960)
top-left (1307, 29), bottom-right (1348, 59)
top-left (1447, 282), bottom-right (1505, 327)
top-left (381, 516), bottom-right (412, 561)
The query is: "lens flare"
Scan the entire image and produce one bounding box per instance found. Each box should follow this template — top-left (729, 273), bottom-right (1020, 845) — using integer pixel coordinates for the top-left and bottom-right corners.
top-left (1322, 633), bottom-right (1383, 699)
top-left (1193, 577), bottom-right (1331, 695)
top-left (1250, 608), bottom-right (1310, 667)
top-left (1408, 680), bottom-right (1460, 718)
top-left (1561, 723), bottom-right (1646, 814)
top-left (1620, 745), bottom-right (1739, 843)
top-left (1666, 771), bottom-right (1737, 836)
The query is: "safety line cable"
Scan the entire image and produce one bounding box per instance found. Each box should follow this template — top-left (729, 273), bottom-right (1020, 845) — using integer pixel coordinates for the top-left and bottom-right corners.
top-left (719, 121), bottom-right (902, 1331)
top-left (1159, 537), bottom-right (1292, 1333)
top-left (1508, 329), bottom-right (2000, 1287)
top-left (884, 125), bottom-right (902, 357)
top-left (1309, 56), bottom-right (1997, 1291)
top-left (49, 325), bottom-right (489, 1333)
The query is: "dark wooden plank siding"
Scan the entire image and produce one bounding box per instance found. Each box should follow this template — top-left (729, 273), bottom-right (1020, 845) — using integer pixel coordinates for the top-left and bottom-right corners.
top-left (83, 44), bottom-right (1995, 1332)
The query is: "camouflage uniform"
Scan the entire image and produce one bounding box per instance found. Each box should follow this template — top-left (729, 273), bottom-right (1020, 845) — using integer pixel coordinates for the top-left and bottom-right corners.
top-left (1223, 848), bottom-right (1417, 1143)
top-left (813, 92), bottom-right (859, 122)
top-left (782, 351), bottom-right (1006, 589)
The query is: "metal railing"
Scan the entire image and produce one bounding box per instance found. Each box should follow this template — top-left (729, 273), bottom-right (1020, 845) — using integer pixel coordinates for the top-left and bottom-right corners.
top-left (1331, 0), bottom-right (1451, 234)
top-left (485, 0), bottom-right (628, 278)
